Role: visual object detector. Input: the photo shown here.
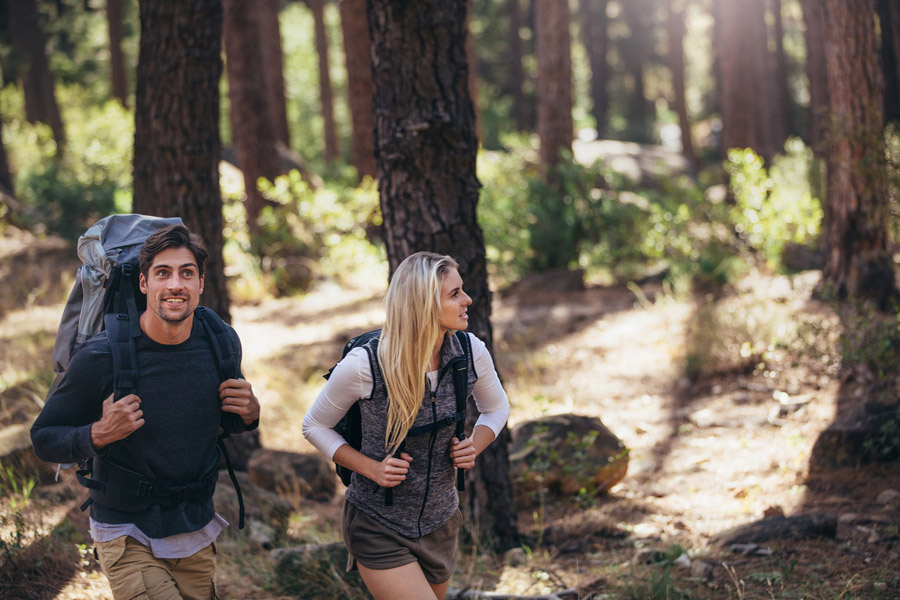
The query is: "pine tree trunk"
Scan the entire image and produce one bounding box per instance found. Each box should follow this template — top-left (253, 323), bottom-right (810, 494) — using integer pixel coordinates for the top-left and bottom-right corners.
top-left (107, 0), bottom-right (128, 108)
top-left (801, 0), bottom-right (828, 154)
top-left (877, 0), bottom-right (900, 123)
top-left (535, 0), bottom-right (573, 179)
top-left (771, 0), bottom-right (791, 150)
top-left (466, 0), bottom-right (482, 143)
top-left (818, 0), bottom-right (897, 309)
top-left (311, 0), bottom-right (340, 163)
top-left (719, 0), bottom-right (777, 161)
top-left (222, 0), bottom-right (281, 238)
top-left (368, 0), bottom-right (519, 553)
top-left (132, 0), bottom-right (230, 322)
top-left (339, 0), bottom-right (377, 180)
top-left (259, 0), bottom-right (291, 148)
top-left (620, 0), bottom-right (652, 143)
top-left (7, 0), bottom-right (66, 153)
top-left (666, 0), bottom-right (699, 174)
top-left (580, 0), bottom-right (608, 139)
top-left (507, 0), bottom-right (529, 131)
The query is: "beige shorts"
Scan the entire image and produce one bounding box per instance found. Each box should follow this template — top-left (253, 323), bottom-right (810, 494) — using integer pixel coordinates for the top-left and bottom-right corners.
top-left (341, 501), bottom-right (462, 584)
top-left (94, 535), bottom-right (217, 600)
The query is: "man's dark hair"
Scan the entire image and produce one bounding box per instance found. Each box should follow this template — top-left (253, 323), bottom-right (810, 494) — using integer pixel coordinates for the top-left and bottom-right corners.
top-left (139, 224), bottom-right (208, 278)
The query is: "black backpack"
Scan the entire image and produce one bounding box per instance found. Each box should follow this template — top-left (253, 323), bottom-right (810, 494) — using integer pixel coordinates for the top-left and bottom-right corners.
top-left (48, 214), bottom-right (246, 527)
top-left (324, 329), bottom-right (472, 504)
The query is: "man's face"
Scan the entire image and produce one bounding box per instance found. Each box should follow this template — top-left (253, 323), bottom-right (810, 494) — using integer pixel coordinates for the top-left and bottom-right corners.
top-left (139, 247), bottom-right (204, 325)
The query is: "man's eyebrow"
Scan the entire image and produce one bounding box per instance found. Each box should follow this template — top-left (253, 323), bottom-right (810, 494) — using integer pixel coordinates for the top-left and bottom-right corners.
top-left (152, 262), bottom-right (198, 271)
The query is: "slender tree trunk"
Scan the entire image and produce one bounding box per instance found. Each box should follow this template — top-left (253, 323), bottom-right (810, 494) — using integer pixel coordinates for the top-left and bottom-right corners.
top-left (259, 0), bottom-right (291, 148)
top-left (771, 0), bottom-right (791, 150)
top-left (666, 0), bottom-right (699, 174)
top-left (368, 0), bottom-right (519, 553)
top-left (535, 0), bottom-right (573, 179)
top-left (132, 0), bottom-right (230, 322)
top-left (507, 0), bottom-right (529, 131)
top-left (877, 0), bottom-right (900, 123)
top-left (718, 0), bottom-right (777, 161)
top-left (0, 104), bottom-right (14, 197)
top-left (620, 0), bottom-right (652, 143)
top-left (710, 0), bottom-right (724, 127)
top-left (801, 0), bottom-right (828, 154)
top-left (7, 0), bottom-right (66, 153)
top-left (311, 0), bottom-right (340, 163)
top-left (580, 0), bottom-right (608, 139)
top-left (223, 0), bottom-right (281, 238)
top-left (107, 0), bottom-right (129, 108)
top-left (818, 0), bottom-right (897, 309)
top-left (339, 0), bottom-right (377, 180)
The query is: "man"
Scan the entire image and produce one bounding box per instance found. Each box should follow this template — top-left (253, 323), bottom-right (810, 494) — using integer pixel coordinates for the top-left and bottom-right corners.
top-left (31, 224), bottom-right (260, 600)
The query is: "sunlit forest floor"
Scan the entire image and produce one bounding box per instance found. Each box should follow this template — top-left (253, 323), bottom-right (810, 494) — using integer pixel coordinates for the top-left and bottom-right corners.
top-left (3, 261), bottom-right (899, 599)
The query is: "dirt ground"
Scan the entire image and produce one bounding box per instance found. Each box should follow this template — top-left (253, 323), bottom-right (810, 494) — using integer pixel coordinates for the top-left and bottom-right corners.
top-left (4, 267), bottom-right (900, 599)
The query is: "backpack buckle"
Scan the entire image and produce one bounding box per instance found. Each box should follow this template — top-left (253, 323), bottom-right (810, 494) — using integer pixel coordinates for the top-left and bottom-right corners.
top-left (136, 480), bottom-right (153, 497)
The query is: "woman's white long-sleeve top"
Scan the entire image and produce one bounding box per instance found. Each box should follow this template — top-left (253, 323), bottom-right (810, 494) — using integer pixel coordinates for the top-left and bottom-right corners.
top-left (302, 332), bottom-right (510, 459)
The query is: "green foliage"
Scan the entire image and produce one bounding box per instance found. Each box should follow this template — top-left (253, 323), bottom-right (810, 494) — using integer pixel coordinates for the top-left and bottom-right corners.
top-left (222, 169), bottom-right (384, 299)
top-left (727, 140), bottom-right (823, 271)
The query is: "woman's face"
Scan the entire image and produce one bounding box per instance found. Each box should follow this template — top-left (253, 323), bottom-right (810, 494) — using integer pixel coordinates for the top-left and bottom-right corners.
top-left (438, 268), bottom-right (472, 333)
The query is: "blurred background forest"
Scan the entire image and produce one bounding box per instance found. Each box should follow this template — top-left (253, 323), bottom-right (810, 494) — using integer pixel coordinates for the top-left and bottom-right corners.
top-left (1, 0), bottom-right (900, 598)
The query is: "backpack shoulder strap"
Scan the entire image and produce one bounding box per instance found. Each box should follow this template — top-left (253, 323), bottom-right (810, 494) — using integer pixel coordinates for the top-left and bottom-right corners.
top-left (452, 331), bottom-right (470, 492)
top-left (104, 312), bottom-right (138, 400)
top-left (194, 306), bottom-right (239, 381)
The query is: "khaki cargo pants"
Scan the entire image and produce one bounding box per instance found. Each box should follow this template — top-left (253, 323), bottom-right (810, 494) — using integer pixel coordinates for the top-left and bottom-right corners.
top-left (94, 535), bottom-right (217, 600)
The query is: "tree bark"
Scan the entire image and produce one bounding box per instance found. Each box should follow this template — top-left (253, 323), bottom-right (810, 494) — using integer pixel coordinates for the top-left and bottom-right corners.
top-left (7, 0), bottom-right (66, 153)
top-left (877, 0), bottom-right (900, 124)
top-left (132, 0), bottom-right (230, 322)
top-left (666, 0), bottom-right (699, 174)
top-left (580, 0), bottom-right (608, 139)
top-left (507, 0), bottom-right (529, 131)
top-left (718, 0), bottom-right (777, 161)
top-left (222, 0), bottom-right (281, 238)
top-left (535, 0), bottom-right (573, 179)
top-left (771, 0), bottom-right (792, 150)
top-left (368, 0), bottom-right (519, 552)
top-left (259, 0), bottom-right (291, 148)
top-left (800, 0), bottom-right (828, 154)
top-left (339, 0), bottom-right (377, 180)
top-left (466, 0), bottom-right (482, 143)
top-left (311, 0), bottom-right (340, 163)
top-left (107, 0), bottom-right (129, 108)
top-left (818, 0), bottom-right (897, 309)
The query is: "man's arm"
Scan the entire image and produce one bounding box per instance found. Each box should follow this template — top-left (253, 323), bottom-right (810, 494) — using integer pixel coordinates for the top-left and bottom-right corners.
top-left (219, 331), bottom-right (259, 434)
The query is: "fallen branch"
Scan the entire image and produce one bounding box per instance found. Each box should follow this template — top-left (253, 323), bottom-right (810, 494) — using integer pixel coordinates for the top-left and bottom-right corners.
top-left (446, 588), bottom-right (576, 600)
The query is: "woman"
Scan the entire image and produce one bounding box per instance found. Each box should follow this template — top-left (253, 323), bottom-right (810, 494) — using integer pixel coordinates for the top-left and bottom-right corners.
top-left (302, 251), bottom-right (510, 600)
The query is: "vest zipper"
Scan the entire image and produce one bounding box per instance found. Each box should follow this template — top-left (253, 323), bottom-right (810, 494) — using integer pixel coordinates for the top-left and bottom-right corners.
top-left (417, 387), bottom-right (439, 537)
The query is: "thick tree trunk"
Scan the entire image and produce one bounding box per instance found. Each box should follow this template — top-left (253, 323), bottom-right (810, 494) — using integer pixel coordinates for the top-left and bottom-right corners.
top-left (801, 0), bottom-right (828, 154)
top-left (259, 0), bottom-right (291, 148)
top-left (535, 0), bottom-right (573, 179)
top-left (507, 0), bottom-right (529, 131)
top-left (466, 0), bottom-right (481, 143)
top-left (368, 0), bottom-right (519, 552)
top-left (818, 0), bottom-right (897, 309)
top-left (222, 0), bottom-right (281, 238)
top-left (771, 0), bottom-right (791, 150)
top-left (877, 0), bottom-right (900, 123)
top-left (580, 0), bottom-right (608, 139)
top-left (339, 0), bottom-right (377, 180)
top-left (107, 0), bottom-right (128, 108)
top-left (620, 0), bottom-right (652, 143)
top-left (132, 0), bottom-right (230, 322)
top-left (719, 0), bottom-right (777, 161)
top-left (311, 0), bottom-right (340, 163)
top-left (7, 0), bottom-right (66, 153)
top-left (666, 0), bottom-right (699, 174)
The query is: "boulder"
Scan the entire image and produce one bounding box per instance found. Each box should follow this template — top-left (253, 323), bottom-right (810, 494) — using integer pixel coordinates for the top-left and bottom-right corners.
top-left (218, 429), bottom-right (262, 472)
top-left (270, 543), bottom-right (367, 599)
top-left (213, 470), bottom-right (292, 542)
top-left (0, 424), bottom-right (57, 485)
top-left (510, 414), bottom-right (628, 506)
top-left (809, 406), bottom-right (900, 471)
top-left (247, 448), bottom-right (337, 501)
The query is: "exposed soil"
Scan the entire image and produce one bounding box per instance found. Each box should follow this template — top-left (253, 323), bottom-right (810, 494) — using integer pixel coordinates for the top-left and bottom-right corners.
top-left (3, 267), bottom-right (899, 599)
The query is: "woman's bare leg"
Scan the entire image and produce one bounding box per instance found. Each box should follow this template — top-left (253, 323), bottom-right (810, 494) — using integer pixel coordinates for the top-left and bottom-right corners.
top-left (358, 561), bottom-right (438, 600)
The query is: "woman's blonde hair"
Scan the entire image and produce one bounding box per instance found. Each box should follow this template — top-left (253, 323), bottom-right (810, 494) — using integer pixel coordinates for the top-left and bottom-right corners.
top-left (378, 251), bottom-right (459, 453)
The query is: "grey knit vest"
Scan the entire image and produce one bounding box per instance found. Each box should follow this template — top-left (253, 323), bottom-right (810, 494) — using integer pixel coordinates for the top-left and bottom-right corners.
top-left (345, 332), bottom-right (477, 539)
